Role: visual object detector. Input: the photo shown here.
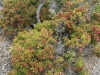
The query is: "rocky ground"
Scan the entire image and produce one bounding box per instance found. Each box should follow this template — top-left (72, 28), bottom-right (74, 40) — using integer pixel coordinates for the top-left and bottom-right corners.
top-left (0, 29), bottom-right (12, 75)
top-left (83, 45), bottom-right (100, 75)
top-left (84, 55), bottom-right (100, 75)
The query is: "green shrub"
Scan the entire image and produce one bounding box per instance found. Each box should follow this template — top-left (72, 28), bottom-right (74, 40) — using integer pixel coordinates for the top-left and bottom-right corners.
top-left (95, 1), bottom-right (100, 12)
top-left (91, 1), bottom-right (100, 25)
top-left (0, 0), bottom-right (50, 35)
top-left (9, 0), bottom-right (100, 75)
top-left (79, 69), bottom-right (89, 75)
top-left (91, 12), bottom-right (100, 25)
top-left (9, 20), bottom-right (67, 75)
top-left (74, 57), bottom-right (84, 72)
top-left (94, 44), bottom-right (100, 57)
top-left (1, 0), bottom-right (37, 34)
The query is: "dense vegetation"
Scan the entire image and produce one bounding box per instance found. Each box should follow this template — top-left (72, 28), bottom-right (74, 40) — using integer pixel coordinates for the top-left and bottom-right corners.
top-left (0, 0), bottom-right (100, 75)
top-left (0, 0), bottom-right (50, 35)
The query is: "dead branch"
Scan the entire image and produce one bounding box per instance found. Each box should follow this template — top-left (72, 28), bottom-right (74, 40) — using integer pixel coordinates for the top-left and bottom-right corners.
top-left (36, 0), bottom-right (44, 23)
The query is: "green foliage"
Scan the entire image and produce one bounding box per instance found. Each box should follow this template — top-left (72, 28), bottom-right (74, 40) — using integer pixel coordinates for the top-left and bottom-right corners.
top-left (9, 20), bottom-right (67, 75)
top-left (74, 57), bottom-right (84, 72)
top-left (79, 69), bottom-right (89, 75)
top-left (55, 1), bottom-right (100, 46)
top-left (91, 12), bottom-right (100, 25)
top-left (63, 50), bottom-right (76, 63)
top-left (1, 0), bottom-right (37, 34)
top-left (55, 11), bottom-right (92, 49)
top-left (71, 56), bottom-right (89, 75)
top-left (95, 1), bottom-right (100, 12)
top-left (0, 0), bottom-right (50, 35)
top-left (94, 44), bottom-right (100, 57)
top-left (40, 0), bottom-right (51, 22)
top-left (91, 1), bottom-right (100, 25)
top-left (9, 0), bottom-right (100, 75)
top-left (8, 69), bottom-right (17, 75)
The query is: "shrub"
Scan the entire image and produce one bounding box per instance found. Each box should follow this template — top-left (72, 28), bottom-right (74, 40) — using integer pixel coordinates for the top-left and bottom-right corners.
top-left (0, 0), bottom-right (50, 35)
top-left (95, 1), bottom-right (100, 12)
top-left (9, 0), bottom-right (100, 75)
top-left (91, 1), bottom-right (100, 25)
top-left (40, 0), bottom-right (51, 22)
top-left (79, 69), bottom-right (89, 75)
top-left (9, 20), bottom-right (68, 75)
top-left (0, 0), bottom-right (37, 35)
top-left (94, 44), bottom-right (100, 57)
top-left (74, 57), bottom-right (84, 72)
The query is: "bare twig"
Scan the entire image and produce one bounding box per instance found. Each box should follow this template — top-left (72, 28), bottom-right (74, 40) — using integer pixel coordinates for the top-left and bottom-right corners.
top-left (36, 0), bottom-right (44, 23)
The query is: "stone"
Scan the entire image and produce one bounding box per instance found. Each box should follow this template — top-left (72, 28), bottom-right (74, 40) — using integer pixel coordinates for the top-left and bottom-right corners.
top-left (49, 0), bottom-right (58, 15)
top-left (0, 29), bottom-right (12, 75)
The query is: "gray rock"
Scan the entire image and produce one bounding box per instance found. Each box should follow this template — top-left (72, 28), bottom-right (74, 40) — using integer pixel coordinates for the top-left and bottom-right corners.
top-left (82, 44), bottom-right (100, 75)
top-left (55, 40), bottom-right (65, 54)
top-left (49, 0), bottom-right (58, 15)
top-left (0, 29), bottom-right (12, 75)
top-left (55, 22), bottom-right (65, 33)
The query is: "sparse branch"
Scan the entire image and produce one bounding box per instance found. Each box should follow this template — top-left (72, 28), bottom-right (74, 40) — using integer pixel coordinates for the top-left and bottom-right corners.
top-left (36, 0), bottom-right (44, 23)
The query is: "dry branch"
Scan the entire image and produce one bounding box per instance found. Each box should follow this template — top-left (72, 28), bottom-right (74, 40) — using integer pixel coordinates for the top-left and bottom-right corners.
top-left (36, 0), bottom-right (44, 23)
